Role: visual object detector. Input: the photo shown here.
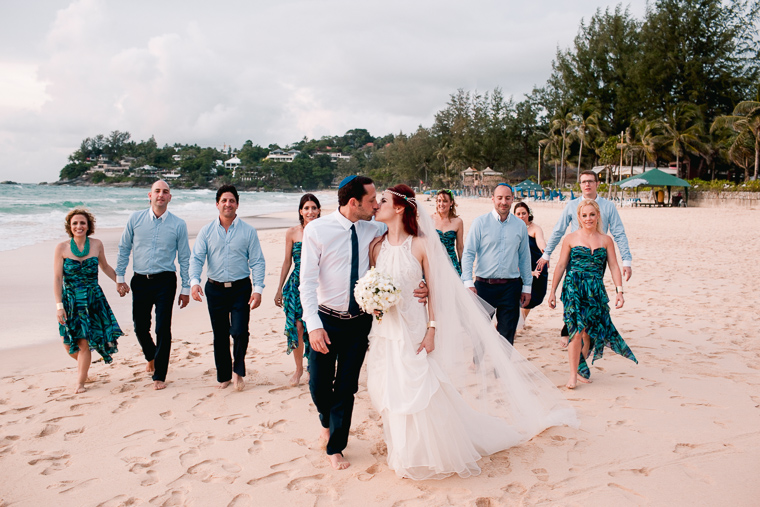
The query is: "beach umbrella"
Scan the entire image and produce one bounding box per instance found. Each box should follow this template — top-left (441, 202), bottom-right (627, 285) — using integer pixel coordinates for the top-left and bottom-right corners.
top-left (516, 179), bottom-right (543, 191)
top-left (613, 168), bottom-right (690, 188)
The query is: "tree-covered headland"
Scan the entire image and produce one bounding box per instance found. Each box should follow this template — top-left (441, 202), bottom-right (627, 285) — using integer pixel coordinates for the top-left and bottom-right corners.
top-left (60, 0), bottom-right (760, 191)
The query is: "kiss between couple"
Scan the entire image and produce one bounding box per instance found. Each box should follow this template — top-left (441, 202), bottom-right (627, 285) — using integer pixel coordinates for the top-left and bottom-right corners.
top-left (299, 176), bottom-right (578, 479)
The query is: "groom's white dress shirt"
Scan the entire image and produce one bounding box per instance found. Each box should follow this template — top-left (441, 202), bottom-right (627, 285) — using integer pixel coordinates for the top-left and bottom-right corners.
top-left (300, 210), bottom-right (385, 333)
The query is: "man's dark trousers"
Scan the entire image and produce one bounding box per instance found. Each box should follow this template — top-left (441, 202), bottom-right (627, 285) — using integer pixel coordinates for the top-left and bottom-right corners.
top-left (130, 272), bottom-right (177, 382)
top-left (475, 278), bottom-right (522, 345)
top-left (205, 278), bottom-right (252, 383)
top-left (309, 312), bottom-right (372, 456)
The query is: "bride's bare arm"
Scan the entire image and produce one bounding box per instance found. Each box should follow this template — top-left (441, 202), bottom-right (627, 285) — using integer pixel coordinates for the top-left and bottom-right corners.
top-left (369, 235), bottom-right (384, 268)
top-left (413, 238), bottom-right (435, 354)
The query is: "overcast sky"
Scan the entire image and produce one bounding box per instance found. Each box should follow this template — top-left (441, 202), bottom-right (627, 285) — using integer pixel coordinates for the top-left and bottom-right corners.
top-left (0, 0), bottom-right (649, 182)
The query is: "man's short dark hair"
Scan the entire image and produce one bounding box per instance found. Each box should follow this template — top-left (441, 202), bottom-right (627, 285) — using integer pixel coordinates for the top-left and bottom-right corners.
top-left (216, 184), bottom-right (239, 203)
top-left (338, 175), bottom-right (373, 206)
top-left (579, 170), bottom-right (599, 182)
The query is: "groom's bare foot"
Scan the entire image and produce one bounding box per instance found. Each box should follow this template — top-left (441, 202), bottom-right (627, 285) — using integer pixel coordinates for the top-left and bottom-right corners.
top-left (146, 360), bottom-right (155, 373)
top-left (153, 380), bottom-right (167, 390)
top-left (318, 427), bottom-right (330, 449)
top-left (218, 381), bottom-right (231, 390)
top-left (328, 453), bottom-right (350, 470)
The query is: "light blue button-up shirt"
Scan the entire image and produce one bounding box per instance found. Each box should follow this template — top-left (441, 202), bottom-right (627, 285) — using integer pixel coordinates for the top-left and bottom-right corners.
top-left (461, 210), bottom-right (532, 292)
top-left (542, 195), bottom-right (632, 266)
top-left (116, 209), bottom-right (191, 294)
top-left (189, 216), bottom-right (266, 294)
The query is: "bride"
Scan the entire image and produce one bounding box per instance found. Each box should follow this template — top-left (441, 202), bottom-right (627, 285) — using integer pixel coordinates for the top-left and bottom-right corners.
top-left (366, 184), bottom-right (578, 480)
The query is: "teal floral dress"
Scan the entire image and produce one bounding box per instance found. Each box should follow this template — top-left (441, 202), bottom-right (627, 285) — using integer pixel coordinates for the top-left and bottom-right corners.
top-left (436, 230), bottom-right (462, 275)
top-left (59, 257), bottom-right (122, 363)
top-left (560, 246), bottom-right (637, 379)
top-left (282, 242), bottom-right (310, 355)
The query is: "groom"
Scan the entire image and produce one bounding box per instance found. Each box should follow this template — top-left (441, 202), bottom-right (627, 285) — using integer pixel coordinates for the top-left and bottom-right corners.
top-left (300, 175), bottom-right (426, 470)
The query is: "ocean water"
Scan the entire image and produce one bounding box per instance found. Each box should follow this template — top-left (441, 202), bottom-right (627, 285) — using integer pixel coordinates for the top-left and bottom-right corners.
top-left (0, 184), bottom-right (334, 252)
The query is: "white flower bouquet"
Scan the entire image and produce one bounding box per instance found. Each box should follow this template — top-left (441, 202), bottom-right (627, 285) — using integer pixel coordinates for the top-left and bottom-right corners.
top-left (354, 267), bottom-right (401, 322)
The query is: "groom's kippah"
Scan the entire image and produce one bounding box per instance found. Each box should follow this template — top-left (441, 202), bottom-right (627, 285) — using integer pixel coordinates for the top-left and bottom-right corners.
top-left (338, 175), bottom-right (357, 189)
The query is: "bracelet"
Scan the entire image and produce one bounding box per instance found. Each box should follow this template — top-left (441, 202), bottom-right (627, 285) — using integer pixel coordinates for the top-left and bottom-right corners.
top-left (56, 302), bottom-right (64, 310)
top-left (427, 321), bottom-right (436, 329)
top-left (616, 286), bottom-right (624, 294)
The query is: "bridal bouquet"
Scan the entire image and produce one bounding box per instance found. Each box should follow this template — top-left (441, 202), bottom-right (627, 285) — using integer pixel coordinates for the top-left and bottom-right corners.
top-left (354, 267), bottom-right (401, 322)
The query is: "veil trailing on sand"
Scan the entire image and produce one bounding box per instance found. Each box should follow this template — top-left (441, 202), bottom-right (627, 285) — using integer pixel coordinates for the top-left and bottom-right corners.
top-left (417, 205), bottom-right (579, 437)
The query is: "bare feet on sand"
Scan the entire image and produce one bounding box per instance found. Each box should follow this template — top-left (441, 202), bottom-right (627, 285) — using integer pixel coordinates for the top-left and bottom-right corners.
top-left (146, 360), bottom-right (155, 373)
top-left (328, 453), bottom-right (350, 470)
top-left (289, 368), bottom-right (304, 387)
top-left (233, 373), bottom-right (245, 392)
top-left (154, 381), bottom-right (167, 390)
top-left (318, 427), bottom-right (330, 449)
top-left (218, 381), bottom-right (231, 389)
top-left (566, 375), bottom-right (592, 389)
top-left (75, 384), bottom-right (87, 394)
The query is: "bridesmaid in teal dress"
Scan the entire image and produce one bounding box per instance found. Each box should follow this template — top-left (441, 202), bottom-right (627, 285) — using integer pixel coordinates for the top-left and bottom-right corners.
top-left (433, 190), bottom-right (464, 275)
top-left (548, 199), bottom-right (637, 389)
top-left (54, 209), bottom-right (122, 394)
top-left (274, 194), bottom-right (321, 386)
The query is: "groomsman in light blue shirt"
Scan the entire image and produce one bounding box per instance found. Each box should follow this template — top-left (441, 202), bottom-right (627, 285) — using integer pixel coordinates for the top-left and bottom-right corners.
top-left (461, 183), bottom-right (532, 345)
top-left (116, 180), bottom-right (191, 390)
top-left (536, 170), bottom-right (632, 280)
top-left (190, 185), bottom-right (265, 391)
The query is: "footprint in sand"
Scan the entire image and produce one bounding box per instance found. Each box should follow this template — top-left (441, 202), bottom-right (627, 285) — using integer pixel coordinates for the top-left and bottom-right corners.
top-left (187, 459), bottom-right (242, 484)
top-left (35, 424), bottom-right (60, 438)
top-left (179, 448), bottom-right (200, 467)
top-left (246, 470), bottom-right (293, 486)
top-left (227, 494), bottom-right (255, 507)
top-left (247, 440), bottom-right (263, 455)
top-left (64, 427), bottom-right (85, 441)
top-left (357, 463), bottom-right (382, 482)
top-left (286, 474), bottom-right (326, 493)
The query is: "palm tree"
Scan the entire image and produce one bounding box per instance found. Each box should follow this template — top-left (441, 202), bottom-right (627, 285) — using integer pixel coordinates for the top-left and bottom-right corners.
top-left (539, 132), bottom-right (563, 186)
top-left (573, 102), bottom-right (603, 182)
top-left (654, 103), bottom-right (707, 179)
top-left (549, 105), bottom-right (574, 187)
top-left (711, 101), bottom-right (760, 180)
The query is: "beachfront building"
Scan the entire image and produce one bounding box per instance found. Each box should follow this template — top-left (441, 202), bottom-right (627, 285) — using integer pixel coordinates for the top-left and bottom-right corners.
top-left (460, 167), bottom-right (503, 196)
top-left (224, 156), bottom-right (242, 171)
top-left (592, 165), bottom-right (677, 181)
top-left (264, 149), bottom-right (301, 163)
top-left (87, 157), bottom-right (133, 177)
top-left (314, 151), bottom-right (352, 162)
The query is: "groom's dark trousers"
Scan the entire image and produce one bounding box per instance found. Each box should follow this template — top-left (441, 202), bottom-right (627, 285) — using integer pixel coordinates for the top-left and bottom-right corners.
top-left (309, 311), bottom-right (373, 456)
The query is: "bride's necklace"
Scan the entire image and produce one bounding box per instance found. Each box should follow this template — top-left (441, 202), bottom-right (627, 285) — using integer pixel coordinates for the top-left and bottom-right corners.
top-left (70, 238), bottom-right (90, 257)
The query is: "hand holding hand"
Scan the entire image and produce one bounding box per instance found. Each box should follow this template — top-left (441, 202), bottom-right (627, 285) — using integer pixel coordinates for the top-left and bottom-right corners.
top-left (178, 294), bottom-right (190, 309)
top-left (416, 328), bottom-right (435, 354)
top-left (116, 282), bottom-right (130, 297)
top-left (249, 293), bottom-right (262, 310)
top-left (536, 258), bottom-right (548, 272)
top-left (309, 328), bottom-right (331, 354)
top-left (191, 285), bottom-right (203, 302)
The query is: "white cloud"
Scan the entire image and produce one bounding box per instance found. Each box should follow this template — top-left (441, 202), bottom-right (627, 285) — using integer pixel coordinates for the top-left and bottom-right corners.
top-left (0, 0), bottom-right (650, 182)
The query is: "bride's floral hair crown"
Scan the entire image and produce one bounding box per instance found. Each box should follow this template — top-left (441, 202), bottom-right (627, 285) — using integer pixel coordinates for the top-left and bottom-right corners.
top-left (386, 189), bottom-right (417, 208)
top-left (386, 185), bottom-right (419, 236)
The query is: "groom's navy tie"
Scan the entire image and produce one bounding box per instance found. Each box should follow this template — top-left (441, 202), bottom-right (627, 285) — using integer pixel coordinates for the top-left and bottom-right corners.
top-left (348, 224), bottom-right (360, 315)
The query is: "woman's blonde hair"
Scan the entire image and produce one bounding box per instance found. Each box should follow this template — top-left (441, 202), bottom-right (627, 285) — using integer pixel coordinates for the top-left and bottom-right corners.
top-left (576, 199), bottom-right (603, 234)
top-left (64, 208), bottom-right (96, 238)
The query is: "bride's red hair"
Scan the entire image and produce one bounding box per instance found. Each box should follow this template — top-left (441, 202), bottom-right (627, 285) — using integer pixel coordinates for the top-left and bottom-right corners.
top-left (387, 184), bottom-right (418, 237)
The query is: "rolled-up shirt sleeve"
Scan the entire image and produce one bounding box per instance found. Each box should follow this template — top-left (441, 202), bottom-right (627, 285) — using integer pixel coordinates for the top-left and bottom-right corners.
top-left (176, 220), bottom-right (191, 295)
top-left (460, 219), bottom-right (480, 288)
top-left (300, 224), bottom-right (323, 332)
top-left (542, 206), bottom-right (572, 261)
top-left (189, 227), bottom-right (208, 288)
top-left (518, 227), bottom-right (533, 292)
top-left (115, 217), bottom-right (135, 283)
top-left (607, 205), bottom-right (632, 267)
top-left (248, 229), bottom-right (266, 294)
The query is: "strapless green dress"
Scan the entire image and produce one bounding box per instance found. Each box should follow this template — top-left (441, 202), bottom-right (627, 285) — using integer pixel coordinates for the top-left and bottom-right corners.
top-left (436, 230), bottom-right (461, 275)
top-left (59, 257), bottom-right (122, 363)
top-left (561, 246), bottom-right (637, 379)
top-left (282, 242), bottom-right (310, 355)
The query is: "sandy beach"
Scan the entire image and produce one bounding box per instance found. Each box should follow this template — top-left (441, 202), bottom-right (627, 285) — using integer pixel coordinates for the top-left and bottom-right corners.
top-left (1, 197), bottom-right (759, 506)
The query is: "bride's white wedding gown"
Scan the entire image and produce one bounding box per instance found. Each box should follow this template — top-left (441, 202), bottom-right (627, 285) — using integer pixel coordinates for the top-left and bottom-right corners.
top-left (367, 235), bottom-right (577, 480)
